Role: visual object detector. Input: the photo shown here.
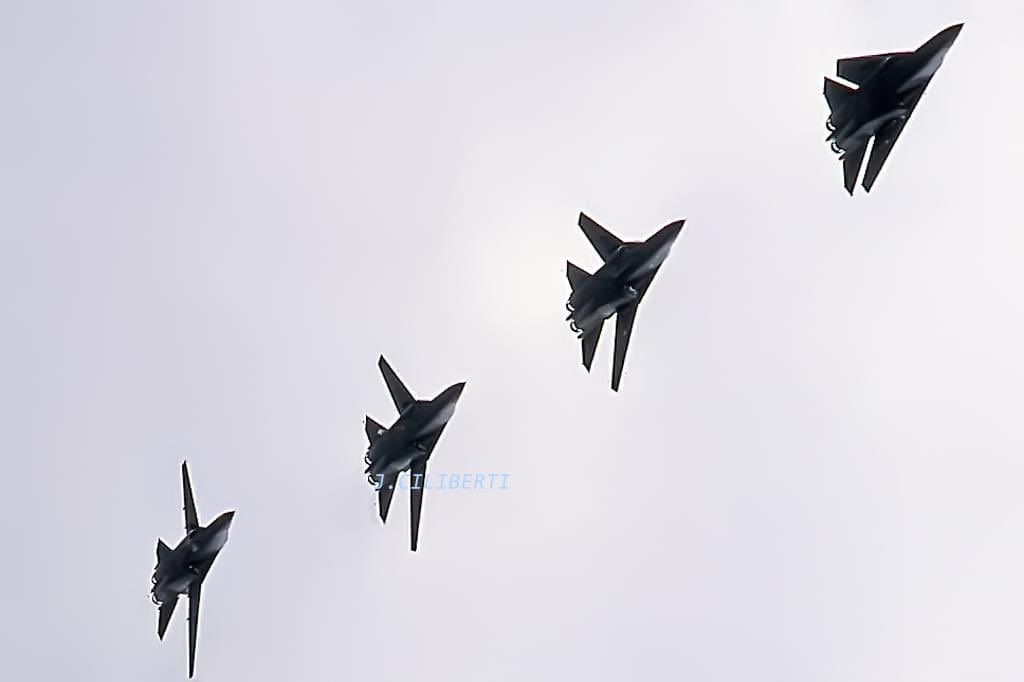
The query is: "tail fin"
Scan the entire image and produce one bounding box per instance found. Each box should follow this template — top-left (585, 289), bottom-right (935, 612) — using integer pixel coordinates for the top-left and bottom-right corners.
top-left (157, 596), bottom-right (178, 640)
top-left (581, 321), bottom-right (603, 371)
top-left (566, 261), bottom-right (590, 291)
top-left (365, 416), bottom-right (386, 443)
top-left (842, 142), bottom-right (867, 195)
top-left (823, 77), bottom-right (855, 112)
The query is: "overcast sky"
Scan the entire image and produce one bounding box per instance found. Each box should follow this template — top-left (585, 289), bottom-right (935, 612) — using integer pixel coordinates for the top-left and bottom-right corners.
top-left (2, 1), bottom-right (1024, 680)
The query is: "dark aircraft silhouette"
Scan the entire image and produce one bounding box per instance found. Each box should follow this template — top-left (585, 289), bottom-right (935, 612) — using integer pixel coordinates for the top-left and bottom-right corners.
top-left (151, 461), bottom-right (235, 678)
top-left (364, 355), bottom-right (465, 551)
top-left (824, 23), bottom-right (963, 194)
top-left (565, 212), bottom-right (684, 391)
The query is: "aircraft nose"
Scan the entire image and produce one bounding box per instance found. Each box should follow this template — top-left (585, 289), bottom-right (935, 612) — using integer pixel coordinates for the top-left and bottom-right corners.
top-left (219, 511), bottom-right (236, 527)
top-left (657, 220), bottom-right (685, 245)
top-left (448, 382), bottom-right (466, 402)
top-left (943, 23), bottom-right (964, 42)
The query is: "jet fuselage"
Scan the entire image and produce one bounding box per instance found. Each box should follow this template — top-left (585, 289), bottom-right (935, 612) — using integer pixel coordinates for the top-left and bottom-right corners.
top-left (365, 383), bottom-right (465, 479)
top-left (567, 222), bottom-right (682, 335)
top-left (151, 511), bottom-right (235, 604)
top-left (828, 24), bottom-right (961, 152)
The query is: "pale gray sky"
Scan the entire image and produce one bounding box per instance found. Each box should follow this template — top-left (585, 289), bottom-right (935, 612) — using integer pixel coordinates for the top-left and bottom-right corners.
top-left (2, 1), bottom-right (1024, 680)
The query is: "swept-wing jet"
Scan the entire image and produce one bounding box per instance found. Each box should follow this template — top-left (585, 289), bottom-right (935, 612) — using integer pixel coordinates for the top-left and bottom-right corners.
top-left (151, 461), bottom-right (235, 678)
top-left (565, 212), bottom-right (684, 391)
top-left (824, 23), bottom-right (963, 194)
top-left (364, 355), bottom-right (465, 551)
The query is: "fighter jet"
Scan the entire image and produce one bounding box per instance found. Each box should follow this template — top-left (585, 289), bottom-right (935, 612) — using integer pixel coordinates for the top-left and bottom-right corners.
top-left (364, 355), bottom-right (465, 551)
top-left (824, 23), bottom-right (963, 194)
top-left (565, 212), bottom-right (684, 391)
top-left (151, 461), bottom-right (235, 678)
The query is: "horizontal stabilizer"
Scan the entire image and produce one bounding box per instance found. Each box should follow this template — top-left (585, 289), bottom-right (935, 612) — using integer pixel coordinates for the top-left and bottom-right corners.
top-left (156, 539), bottom-right (171, 561)
top-left (365, 416), bottom-right (386, 443)
top-left (566, 261), bottom-right (590, 291)
top-left (823, 77), bottom-right (856, 112)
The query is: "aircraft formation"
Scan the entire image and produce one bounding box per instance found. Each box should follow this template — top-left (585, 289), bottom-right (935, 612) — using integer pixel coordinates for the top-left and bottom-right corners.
top-left (151, 23), bottom-right (962, 677)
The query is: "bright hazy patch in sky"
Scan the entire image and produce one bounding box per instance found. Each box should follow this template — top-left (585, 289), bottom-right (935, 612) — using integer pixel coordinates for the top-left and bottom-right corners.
top-left (2, 1), bottom-right (1024, 681)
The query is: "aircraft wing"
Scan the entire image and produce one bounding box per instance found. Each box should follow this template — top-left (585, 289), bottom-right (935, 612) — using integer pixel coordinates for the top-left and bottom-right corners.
top-left (578, 213), bottom-right (623, 262)
top-left (378, 356), bottom-right (415, 413)
top-left (861, 78), bottom-right (931, 192)
top-left (836, 52), bottom-right (908, 85)
top-left (157, 596), bottom-right (178, 640)
top-left (182, 462), bottom-right (199, 533)
top-left (377, 473), bottom-right (398, 523)
top-left (187, 581), bottom-right (201, 678)
top-left (611, 267), bottom-right (660, 392)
